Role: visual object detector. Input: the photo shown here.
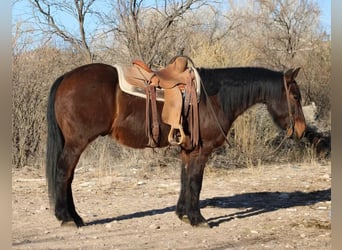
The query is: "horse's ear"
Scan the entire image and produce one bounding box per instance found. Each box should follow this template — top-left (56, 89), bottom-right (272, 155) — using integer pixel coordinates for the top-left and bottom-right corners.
top-left (285, 68), bottom-right (294, 81)
top-left (285, 67), bottom-right (301, 81)
top-left (292, 67), bottom-right (301, 79)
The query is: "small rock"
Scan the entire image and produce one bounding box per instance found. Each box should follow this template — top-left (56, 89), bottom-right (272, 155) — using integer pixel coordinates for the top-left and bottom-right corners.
top-left (317, 206), bottom-right (328, 210)
top-left (149, 224), bottom-right (160, 230)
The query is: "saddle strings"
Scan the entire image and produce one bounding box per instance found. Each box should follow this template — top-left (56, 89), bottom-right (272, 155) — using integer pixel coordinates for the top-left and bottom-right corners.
top-left (186, 69), bottom-right (199, 147)
top-left (135, 64), bottom-right (160, 147)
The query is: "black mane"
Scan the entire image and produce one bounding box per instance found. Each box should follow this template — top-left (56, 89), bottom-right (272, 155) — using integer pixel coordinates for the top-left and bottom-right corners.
top-left (197, 67), bottom-right (284, 116)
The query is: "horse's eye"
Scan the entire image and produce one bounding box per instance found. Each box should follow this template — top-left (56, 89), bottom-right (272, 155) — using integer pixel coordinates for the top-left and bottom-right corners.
top-left (292, 95), bottom-right (299, 101)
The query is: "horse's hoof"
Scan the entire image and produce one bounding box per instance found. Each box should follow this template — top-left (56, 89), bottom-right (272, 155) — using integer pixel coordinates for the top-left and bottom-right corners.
top-left (179, 215), bottom-right (210, 228)
top-left (179, 215), bottom-right (191, 224)
top-left (61, 220), bottom-right (77, 227)
top-left (75, 218), bottom-right (86, 227)
top-left (195, 221), bottom-right (210, 228)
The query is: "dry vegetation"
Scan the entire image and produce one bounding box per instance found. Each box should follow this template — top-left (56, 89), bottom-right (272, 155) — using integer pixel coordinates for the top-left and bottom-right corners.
top-left (12, 0), bottom-right (331, 171)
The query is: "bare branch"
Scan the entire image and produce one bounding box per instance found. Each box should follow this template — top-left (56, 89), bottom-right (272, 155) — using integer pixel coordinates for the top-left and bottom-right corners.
top-left (112, 0), bottom-right (205, 65)
top-left (29, 0), bottom-right (98, 63)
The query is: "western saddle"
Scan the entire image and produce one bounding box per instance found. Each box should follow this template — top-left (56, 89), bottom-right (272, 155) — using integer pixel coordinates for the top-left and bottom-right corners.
top-left (121, 56), bottom-right (199, 148)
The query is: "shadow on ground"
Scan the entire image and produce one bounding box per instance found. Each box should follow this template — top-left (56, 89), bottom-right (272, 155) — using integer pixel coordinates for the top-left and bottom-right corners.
top-left (87, 188), bottom-right (330, 227)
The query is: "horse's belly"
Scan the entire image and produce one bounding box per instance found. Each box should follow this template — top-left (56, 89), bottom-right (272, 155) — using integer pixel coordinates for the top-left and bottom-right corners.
top-left (110, 114), bottom-right (170, 149)
top-left (110, 114), bottom-right (147, 148)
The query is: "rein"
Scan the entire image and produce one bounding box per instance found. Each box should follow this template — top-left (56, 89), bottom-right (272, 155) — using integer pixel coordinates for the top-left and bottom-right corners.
top-left (199, 78), bottom-right (232, 147)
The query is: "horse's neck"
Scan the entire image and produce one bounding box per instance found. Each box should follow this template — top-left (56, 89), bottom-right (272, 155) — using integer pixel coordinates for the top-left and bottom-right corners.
top-left (230, 103), bottom-right (263, 130)
top-left (200, 67), bottom-right (278, 130)
top-left (230, 94), bottom-right (265, 122)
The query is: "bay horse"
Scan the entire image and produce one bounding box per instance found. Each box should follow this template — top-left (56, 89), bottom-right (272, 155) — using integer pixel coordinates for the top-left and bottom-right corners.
top-left (46, 60), bottom-right (306, 227)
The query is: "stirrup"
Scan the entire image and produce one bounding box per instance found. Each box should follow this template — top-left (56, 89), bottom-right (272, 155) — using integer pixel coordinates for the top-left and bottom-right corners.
top-left (168, 125), bottom-right (186, 145)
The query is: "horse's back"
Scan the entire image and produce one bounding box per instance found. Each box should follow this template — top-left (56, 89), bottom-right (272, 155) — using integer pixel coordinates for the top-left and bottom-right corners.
top-left (54, 63), bottom-right (118, 144)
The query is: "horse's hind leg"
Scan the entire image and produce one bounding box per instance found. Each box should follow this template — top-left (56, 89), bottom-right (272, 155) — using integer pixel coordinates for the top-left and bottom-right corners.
top-left (55, 143), bottom-right (85, 227)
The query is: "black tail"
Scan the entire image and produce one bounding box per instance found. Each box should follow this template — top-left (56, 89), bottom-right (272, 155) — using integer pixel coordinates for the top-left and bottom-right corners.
top-left (46, 75), bottom-right (65, 208)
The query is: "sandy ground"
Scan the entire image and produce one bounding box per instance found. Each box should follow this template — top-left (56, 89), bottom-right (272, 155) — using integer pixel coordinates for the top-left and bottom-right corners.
top-left (12, 161), bottom-right (331, 249)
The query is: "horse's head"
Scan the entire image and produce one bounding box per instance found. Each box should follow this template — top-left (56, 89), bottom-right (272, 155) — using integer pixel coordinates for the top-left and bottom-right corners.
top-left (267, 68), bottom-right (306, 139)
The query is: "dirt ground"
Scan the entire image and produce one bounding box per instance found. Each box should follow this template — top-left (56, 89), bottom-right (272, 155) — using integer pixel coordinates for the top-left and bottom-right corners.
top-left (12, 161), bottom-right (331, 250)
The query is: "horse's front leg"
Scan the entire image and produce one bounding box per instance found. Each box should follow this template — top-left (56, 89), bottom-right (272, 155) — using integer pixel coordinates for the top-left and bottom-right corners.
top-left (175, 162), bottom-right (187, 220)
top-left (176, 150), bottom-right (209, 227)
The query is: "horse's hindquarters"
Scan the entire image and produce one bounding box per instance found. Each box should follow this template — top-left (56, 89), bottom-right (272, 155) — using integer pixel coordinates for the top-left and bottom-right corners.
top-left (54, 64), bottom-right (118, 144)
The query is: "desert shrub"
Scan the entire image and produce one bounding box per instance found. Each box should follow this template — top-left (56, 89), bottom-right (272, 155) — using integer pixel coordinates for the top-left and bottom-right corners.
top-left (12, 47), bottom-right (86, 168)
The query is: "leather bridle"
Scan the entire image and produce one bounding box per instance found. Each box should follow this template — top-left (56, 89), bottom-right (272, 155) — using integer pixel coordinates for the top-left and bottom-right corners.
top-left (283, 75), bottom-right (295, 138)
top-left (263, 75), bottom-right (297, 157)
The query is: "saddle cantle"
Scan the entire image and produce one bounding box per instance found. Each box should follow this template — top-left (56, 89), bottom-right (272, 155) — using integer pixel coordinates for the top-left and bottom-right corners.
top-left (116, 56), bottom-right (200, 147)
